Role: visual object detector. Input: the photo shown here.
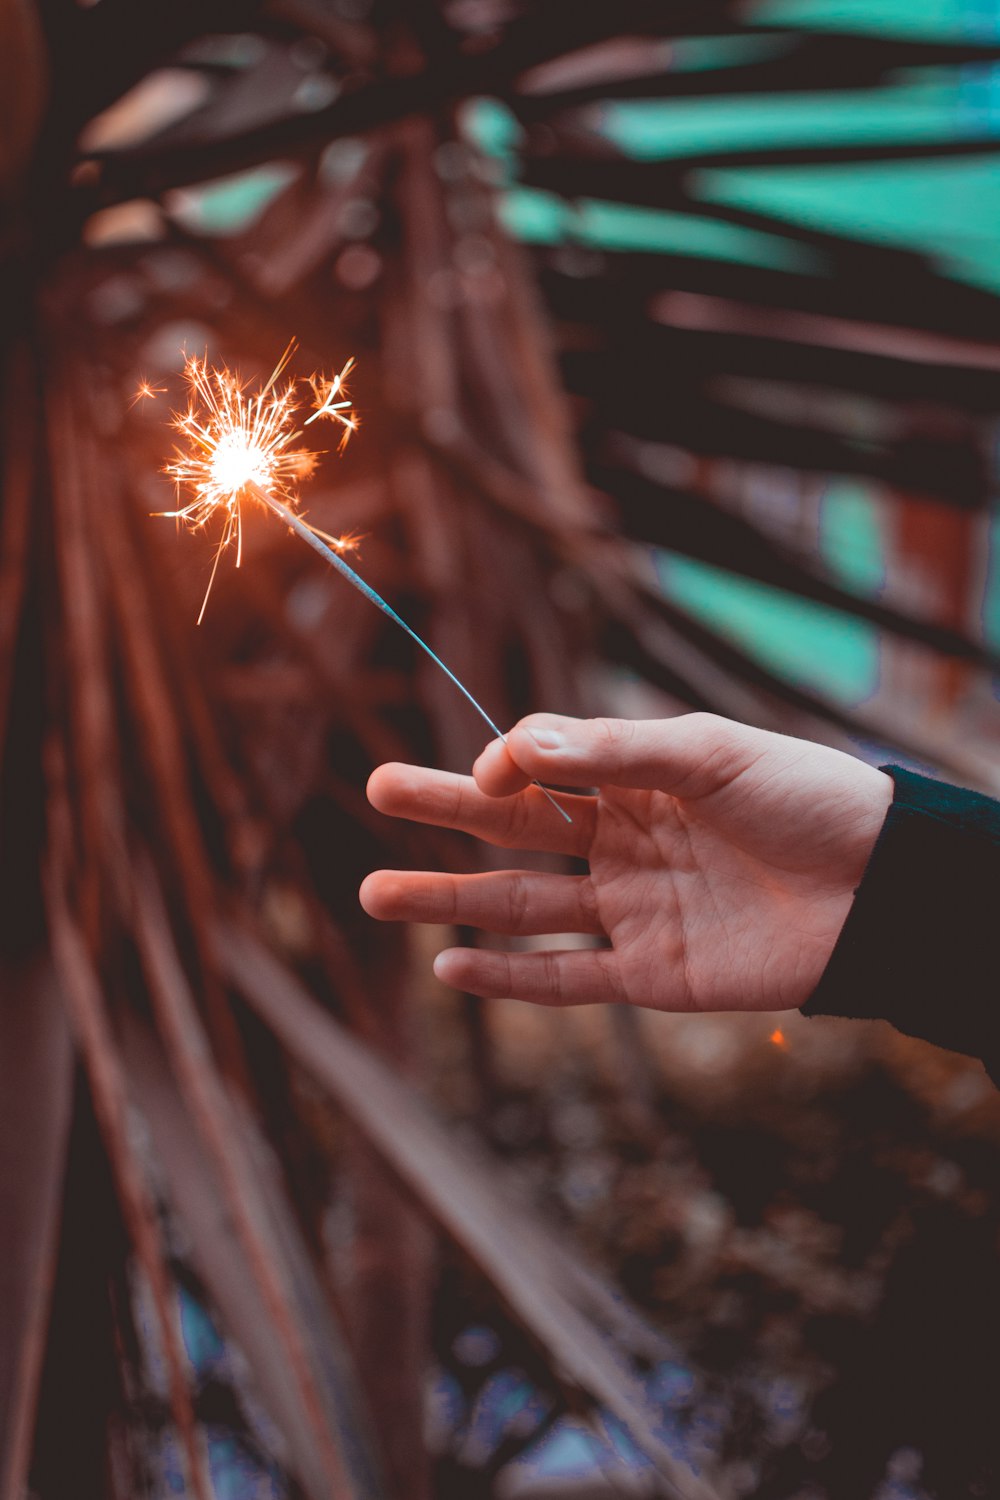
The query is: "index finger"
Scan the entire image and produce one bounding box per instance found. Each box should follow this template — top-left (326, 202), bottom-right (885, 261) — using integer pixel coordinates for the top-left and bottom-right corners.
top-left (367, 763), bottom-right (594, 858)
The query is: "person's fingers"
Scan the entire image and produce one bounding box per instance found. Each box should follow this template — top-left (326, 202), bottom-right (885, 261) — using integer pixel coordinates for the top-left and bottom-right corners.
top-left (432, 945), bottom-right (626, 1006)
top-left (366, 762), bottom-right (594, 857)
top-left (360, 869), bottom-right (604, 936)
top-left (499, 712), bottom-right (765, 796)
top-left (473, 736), bottom-right (533, 797)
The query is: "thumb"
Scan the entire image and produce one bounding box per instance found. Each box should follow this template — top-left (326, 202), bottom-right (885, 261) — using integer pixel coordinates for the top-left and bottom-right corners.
top-left (492, 712), bottom-right (762, 796)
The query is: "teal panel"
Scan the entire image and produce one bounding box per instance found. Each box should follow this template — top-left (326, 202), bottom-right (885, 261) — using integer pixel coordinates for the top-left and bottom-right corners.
top-left (499, 188), bottom-right (822, 270)
top-left (698, 156), bottom-right (1000, 293)
top-left (659, 553), bottom-right (881, 703)
top-left (983, 512), bottom-right (1000, 649)
top-left (819, 480), bottom-right (887, 595)
top-left (176, 164), bottom-right (295, 234)
top-left (602, 73), bottom-right (988, 160)
top-left (666, 34), bottom-right (795, 70)
top-left (463, 97), bottom-right (521, 162)
top-left (497, 186), bottom-right (564, 241)
top-left (750, 0), bottom-right (1000, 41)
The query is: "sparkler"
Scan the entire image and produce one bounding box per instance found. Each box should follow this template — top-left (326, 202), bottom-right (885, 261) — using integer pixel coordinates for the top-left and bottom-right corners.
top-left (149, 344), bottom-right (571, 822)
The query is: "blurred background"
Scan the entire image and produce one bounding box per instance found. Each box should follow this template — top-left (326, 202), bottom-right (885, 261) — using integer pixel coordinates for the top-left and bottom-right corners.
top-left (2, 2), bottom-right (999, 1498)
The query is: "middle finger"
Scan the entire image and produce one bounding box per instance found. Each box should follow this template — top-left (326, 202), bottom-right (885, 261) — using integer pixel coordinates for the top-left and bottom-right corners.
top-left (360, 869), bottom-right (605, 936)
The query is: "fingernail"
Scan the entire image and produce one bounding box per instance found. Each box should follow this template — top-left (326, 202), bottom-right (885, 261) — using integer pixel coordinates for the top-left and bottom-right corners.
top-left (528, 727), bottom-right (564, 750)
top-left (433, 950), bottom-right (455, 981)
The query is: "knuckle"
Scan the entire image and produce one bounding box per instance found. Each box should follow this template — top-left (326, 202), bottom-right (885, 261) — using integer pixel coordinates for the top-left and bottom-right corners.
top-left (492, 951), bottom-right (512, 996)
top-left (681, 712), bottom-right (736, 755)
top-left (577, 877), bottom-right (601, 932)
top-left (506, 873), bottom-right (530, 931)
top-left (589, 717), bottom-right (633, 753)
top-left (541, 950), bottom-right (563, 998)
top-left (699, 712), bottom-right (749, 756)
top-left (447, 777), bottom-right (466, 824)
top-left (440, 878), bottom-right (459, 924)
top-left (675, 713), bottom-right (746, 796)
top-left (681, 711), bottom-right (719, 736)
top-left (508, 793), bottom-right (533, 845)
top-left (598, 951), bottom-right (628, 1006)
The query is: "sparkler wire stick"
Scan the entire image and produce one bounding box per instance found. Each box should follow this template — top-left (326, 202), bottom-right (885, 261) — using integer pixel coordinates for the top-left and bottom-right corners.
top-left (249, 483), bottom-right (573, 824)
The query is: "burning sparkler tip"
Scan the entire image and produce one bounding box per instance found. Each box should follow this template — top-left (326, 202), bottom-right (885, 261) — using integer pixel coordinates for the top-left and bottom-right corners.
top-left (146, 343), bottom-right (360, 619)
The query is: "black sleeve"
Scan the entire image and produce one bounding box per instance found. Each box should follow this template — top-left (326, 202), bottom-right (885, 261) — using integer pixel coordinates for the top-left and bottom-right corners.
top-left (800, 765), bottom-right (1000, 1087)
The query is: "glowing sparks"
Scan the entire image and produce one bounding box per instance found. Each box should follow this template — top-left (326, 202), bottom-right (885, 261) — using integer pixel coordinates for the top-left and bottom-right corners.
top-left (306, 357), bottom-right (357, 444)
top-left (305, 524), bottom-right (365, 555)
top-left (154, 342), bottom-right (356, 622)
top-left (130, 378), bottom-right (167, 408)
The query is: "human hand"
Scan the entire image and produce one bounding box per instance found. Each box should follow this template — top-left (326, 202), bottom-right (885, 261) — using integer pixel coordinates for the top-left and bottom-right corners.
top-left (360, 714), bottom-right (893, 1013)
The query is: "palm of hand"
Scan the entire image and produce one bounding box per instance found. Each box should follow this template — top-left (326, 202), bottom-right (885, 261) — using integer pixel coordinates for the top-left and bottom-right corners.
top-left (586, 781), bottom-right (861, 1013)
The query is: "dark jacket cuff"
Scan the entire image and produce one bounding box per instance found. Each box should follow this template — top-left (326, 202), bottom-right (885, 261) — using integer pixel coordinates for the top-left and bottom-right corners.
top-left (801, 765), bottom-right (1000, 1086)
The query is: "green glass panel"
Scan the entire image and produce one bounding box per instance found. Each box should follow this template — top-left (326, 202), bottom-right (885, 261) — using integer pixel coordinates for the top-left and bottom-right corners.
top-left (603, 73), bottom-right (983, 160)
top-left (699, 156), bottom-right (1000, 293)
top-left (819, 480), bottom-right (886, 595)
top-left (669, 34), bottom-right (795, 70)
top-left (659, 553), bottom-right (881, 703)
top-left (750, 0), bottom-right (999, 42)
top-left (983, 514), bottom-right (1000, 650)
top-left (175, 164), bottom-right (295, 234)
top-left (497, 186), bottom-right (564, 241)
top-left (499, 188), bottom-right (821, 270)
top-left (463, 97), bottom-right (521, 162)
